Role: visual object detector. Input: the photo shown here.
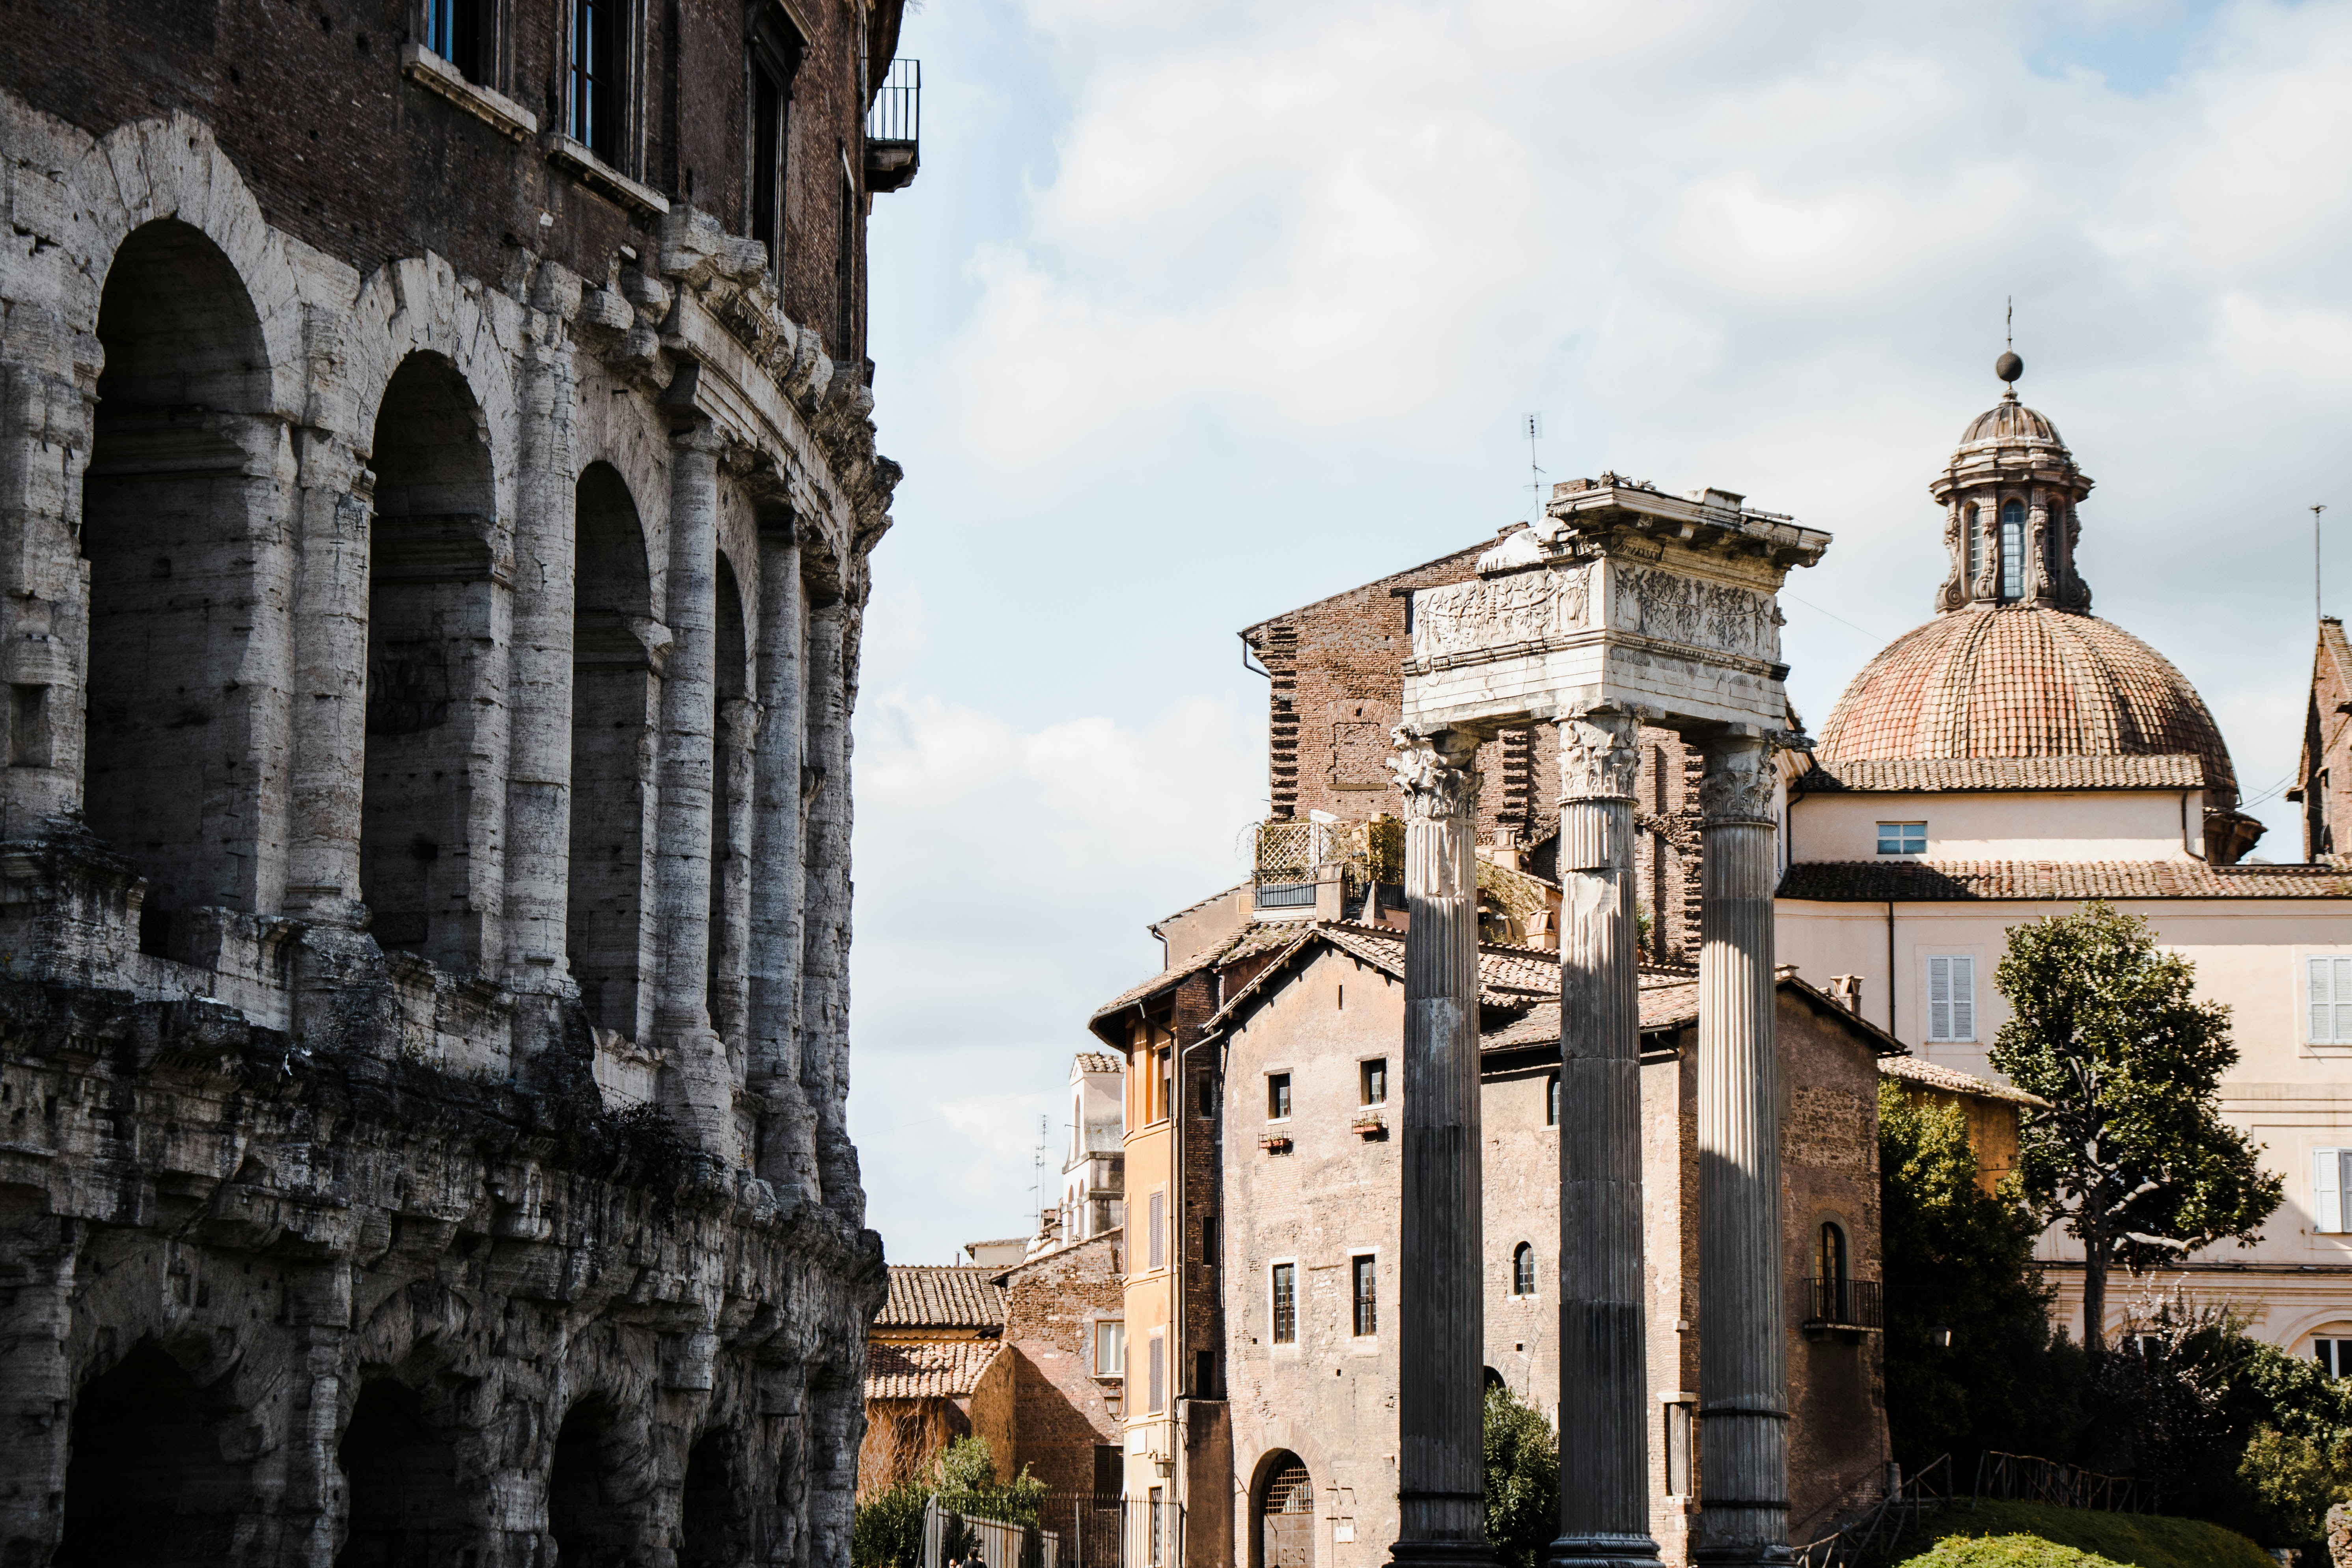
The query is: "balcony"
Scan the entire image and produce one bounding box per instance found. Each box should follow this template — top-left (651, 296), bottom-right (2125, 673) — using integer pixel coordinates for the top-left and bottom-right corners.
top-left (1800, 1275), bottom-right (1883, 1337)
top-left (865, 58), bottom-right (920, 192)
top-left (1252, 816), bottom-right (1401, 918)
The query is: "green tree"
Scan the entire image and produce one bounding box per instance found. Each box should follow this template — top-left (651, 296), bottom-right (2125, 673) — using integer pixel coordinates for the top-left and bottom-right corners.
top-left (852, 1479), bottom-right (932, 1568)
top-left (1879, 1081), bottom-right (2081, 1464)
top-left (1990, 903), bottom-right (2281, 1351)
top-left (934, 1436), bottom-right (1048, 1527)
top-left (1482, 1383), bottom-right (1558, 1568)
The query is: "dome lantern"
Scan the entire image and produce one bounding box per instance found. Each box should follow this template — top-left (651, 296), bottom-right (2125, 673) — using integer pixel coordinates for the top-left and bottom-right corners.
top-left (1928, 356), bottom-right (2095, 616)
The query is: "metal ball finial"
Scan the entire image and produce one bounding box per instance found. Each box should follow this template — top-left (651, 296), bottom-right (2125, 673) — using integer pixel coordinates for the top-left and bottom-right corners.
top-left (1996, 350), bottom-right (2024, 384)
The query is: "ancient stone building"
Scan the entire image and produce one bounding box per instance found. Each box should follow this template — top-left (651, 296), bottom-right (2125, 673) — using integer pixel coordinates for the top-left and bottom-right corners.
top-left (0, 0), bottom-right (914, 1562)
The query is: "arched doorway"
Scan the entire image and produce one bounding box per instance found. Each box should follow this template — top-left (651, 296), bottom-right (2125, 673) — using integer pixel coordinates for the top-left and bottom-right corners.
top-left (360, 353), bottom-right (497, 972)
top-left (82, 219), bottom-right (278, 952)
top-left (548, 1396), bottom-right (644, 1568)
top-left (337, 1380), bottom-right (466, 1568)
top-left (1254, 1452), bottom-right (1313, 1568)
top-left (56, 1344), bottom-right (254, 1567)
top-left (566, 463), bottom-right (656, 1037)
top-left (680, 1428), bottom-right (748, 1568)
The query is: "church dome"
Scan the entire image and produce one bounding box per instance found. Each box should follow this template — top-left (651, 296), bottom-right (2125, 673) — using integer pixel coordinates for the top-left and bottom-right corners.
top-left (1813, 605), bottom-right (2240, 804)
top-left (1958, 396), bottom-right (2066, 449)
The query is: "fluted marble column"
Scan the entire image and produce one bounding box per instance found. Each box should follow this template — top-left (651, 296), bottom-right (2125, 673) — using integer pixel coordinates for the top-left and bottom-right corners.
top-left (1388, 727), bottom-right (1496, 1568)
top-left (1551, 710), bottom-right (1660, 1568)
top-left (1695, 733), bottom-right (1787, 1566)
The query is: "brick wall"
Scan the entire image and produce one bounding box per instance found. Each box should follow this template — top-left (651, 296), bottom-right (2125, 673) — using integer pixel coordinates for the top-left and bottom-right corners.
top-left (998, 1231), bottom-right (1125, 1498)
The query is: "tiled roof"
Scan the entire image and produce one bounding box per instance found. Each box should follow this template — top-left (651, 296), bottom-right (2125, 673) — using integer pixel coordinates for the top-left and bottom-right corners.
top-left (1879, 1053), bottom-right (2048, 1108)
top-left (1087, 924), bottom-right (1296, 1033)
top-left (865, 1339), bottom-right (1003, 1401)
top-left (1958, 396), bottom-right (2066, 449)
top-left (1317, 923), bottom-right (1560, 1001)
top-left (1480, 971), bottom-right (1901, 1056)
top-left (1779, 859), bottom-right (2352, 901)
top-left (875, 1266), bottom-right (1005, 1330)
top-left (1072, 1052), bottom-right (1120, 1077)
top-left (1796, 755), bottom-right (2205, 794)
top-left (1813, 607), bottom-right (2238, 803)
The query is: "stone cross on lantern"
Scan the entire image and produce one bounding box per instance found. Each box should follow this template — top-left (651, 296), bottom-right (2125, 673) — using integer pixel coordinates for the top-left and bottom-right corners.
top-left (1386, 481), bottom-right (1829, 1568)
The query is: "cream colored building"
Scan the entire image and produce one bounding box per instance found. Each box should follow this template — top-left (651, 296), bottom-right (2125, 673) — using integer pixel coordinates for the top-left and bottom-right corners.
top-left (1775, 365), bottom-right (2352, 1354)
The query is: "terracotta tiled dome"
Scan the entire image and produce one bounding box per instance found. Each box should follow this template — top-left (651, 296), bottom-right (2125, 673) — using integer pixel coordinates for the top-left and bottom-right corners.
top-left (1814, 606), bottom-right (2240, 805)
top-left (1958, 395), bottom-right (2066, 449)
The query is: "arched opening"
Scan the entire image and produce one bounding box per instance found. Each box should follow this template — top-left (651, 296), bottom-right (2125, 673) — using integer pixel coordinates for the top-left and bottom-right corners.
top-left (338, 1380), bottom-right (466, 1568)
top-left (707, 554), bottom-right (751, 1044)
top-left (680, 1428), bottom-right (748, 1568)
top-left (1818, 1220), bottom-right (1850, 1323)
top-left (567, 464), bottom-right (657, 1037)
top-left (548, 1396), bottom-right (643, 1568)
top-left (1253, 1453), bottom-right (1313, 1568)
top-left (361, 353), bottom-right (498, 972)
top-left (56, 1344), bottom-right (254, 1568)
top-left (1511, 1242), bottom-right (1535, 1296)
top-left (83, 219), bottom-right (278, 953)
top-left (1998, 500), bottom-right (2025, 601)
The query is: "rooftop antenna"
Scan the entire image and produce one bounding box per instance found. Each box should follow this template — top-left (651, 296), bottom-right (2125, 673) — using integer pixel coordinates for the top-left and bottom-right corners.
top-left (2317, 504), bottom-right (2329, 624)
top-left (1524, 414), bottom-right (1546, 521)
top-left (1033, 1113), bottom-right (1048, 1231)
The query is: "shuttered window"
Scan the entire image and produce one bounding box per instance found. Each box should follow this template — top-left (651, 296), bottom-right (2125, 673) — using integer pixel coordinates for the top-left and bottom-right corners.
top-left (2315, 1149), bottom-right (2352, 1233)
top-left (1148, 1333), bottom-right (1165, 1413)
top-left (2309, 958), bottom-right (2352, 1043)
top-left (1927, 955), bottom-right (1975, 1043)
top-left (1148, 1190), bottom-right (1165, 1269)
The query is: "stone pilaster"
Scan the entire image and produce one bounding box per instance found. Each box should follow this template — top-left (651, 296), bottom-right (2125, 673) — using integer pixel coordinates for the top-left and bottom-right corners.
top-left (1386, 726), bottom-right (1495, 1568)
top-left (500, 328), bottom-right (579, 994)
top-left (1694, 733), bottom-right (1788, 1567)
top-left (711, 693), bottom-right (758, 1051)
top-left (800, 597), bottom-right (860, 1218)
top-left (654, 422), bottom-right (734, 1156)
top-left (750, 524), bottom-right (817, 1203)
top-left (282, 436), bottom-right (372, 923)
top-left (0, 1217), bottom-right (79, 1562)
top-left (1550, 710), bottom-right (1660, 1568)
top-left (0, 301), bottom-right (90, 840)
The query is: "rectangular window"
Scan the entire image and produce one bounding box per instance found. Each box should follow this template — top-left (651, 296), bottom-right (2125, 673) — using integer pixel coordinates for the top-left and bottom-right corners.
top-left (570, 0), bottom-right (621, 162)
top-left (1664, 1402), bottom-right (1694, 1496)
top-left (1148, 1190), bottom-right (1165, 1269)
top-left (1199, 1074), bottom-right (1218, 1117)
top-left (1351, 1253), bottom-right (1377, 1337)
top-left (1271, 1262), bottom-right (1296, 1344)
top-left (424, 0), bottom-right (487, 82)
top-left (1546, 1071), bottom-right (1560, 1127)
top-left (1267, 1073), bottom-right (1292, 1121)
top-left (1094, 1444), bottom-right (1121, 1493)
top-left (1360, 1058), bottom-right (1387, 1106)
top-left (1201, 1215), bottom-right (1218, 1260)
top-left (2309, 958), bottom-right (2352, 1043)
top-left (835, 166), bottom-right (857, 363)
top-left (1147, 1333), bottom-right (1165, 1413)
top-left (2314, 1148), bottom-right (2352, 1233)
top-left (1877, 821), bottom-right (1927, 856)
top-left (1927, 955), bottom-right (1975, 1043)
top-left (1196, 1349), bottom-right (1214, 1397)
top-left (750, 62), bottom-right (786, 264)
top-left (1148, 1486), bottom-right (1165, 1567)
top-left (1093, 1319), bottom-right (1125, 1378)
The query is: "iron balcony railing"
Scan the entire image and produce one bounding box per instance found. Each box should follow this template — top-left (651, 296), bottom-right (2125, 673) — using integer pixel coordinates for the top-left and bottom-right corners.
top-left (1250, 817), bottom-right (1402, 911)
top-left (865, 58), bottom-right (920, 190)
top-left (1801, 1275), bottom-right (1883, 1332)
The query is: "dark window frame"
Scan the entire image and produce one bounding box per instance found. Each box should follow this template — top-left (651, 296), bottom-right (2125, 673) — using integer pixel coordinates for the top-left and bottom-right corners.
top-left (1270, 1262), bottom-right (1296, 1344)
top-left (421, 0), bottom-right (500, 87)
top-left (1350, 1253), bottom-right (1377, 1337)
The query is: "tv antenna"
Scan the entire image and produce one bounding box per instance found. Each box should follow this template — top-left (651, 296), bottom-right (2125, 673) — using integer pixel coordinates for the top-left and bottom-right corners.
top-left (2318, 504), bottom-right (2329, 624)
top-left (1524, 414), bottom-right (1546, 521)
top-left (1033, 1114), bottom-right (1048, 1231)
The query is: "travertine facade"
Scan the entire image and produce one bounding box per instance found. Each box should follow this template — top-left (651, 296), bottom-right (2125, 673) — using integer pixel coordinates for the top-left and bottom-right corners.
top-left (0, 1), bottom-right (910, 1562)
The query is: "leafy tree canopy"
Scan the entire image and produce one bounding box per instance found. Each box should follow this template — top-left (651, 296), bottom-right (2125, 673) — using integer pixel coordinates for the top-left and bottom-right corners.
top-left (1482, 1383), bottom-right (1557, 1568)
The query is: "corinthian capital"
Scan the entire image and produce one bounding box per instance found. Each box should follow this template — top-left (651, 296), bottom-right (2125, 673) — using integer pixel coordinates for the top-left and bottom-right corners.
top-left (1558, 709), bottom-right (1639, 802)
top-left (1699, 734), bottom-right (1776, 824)
top-left (1386, 726), bottom-right (1481, 822)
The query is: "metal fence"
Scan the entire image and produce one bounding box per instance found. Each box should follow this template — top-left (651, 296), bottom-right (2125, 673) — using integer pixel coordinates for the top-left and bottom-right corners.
top-left (1792, 1453), bottom-right (1950, 1567)
top-left (1974, 1451), bottom-right (2159, 1514)
top-left (1036, 1495), bottom-right (1181, 1568)
top-left (1800, 1275), bottom-right (1884, 1331)
top-left (867, 57), bottom-right (920, 146)
top-left (920, 1496), bottom-right (1060, 1568)
top-left (1252, 817), bottom-right (1403, 911)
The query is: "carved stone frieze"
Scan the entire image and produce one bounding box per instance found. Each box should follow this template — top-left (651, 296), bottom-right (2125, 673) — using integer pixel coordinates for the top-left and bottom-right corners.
top-left (1411, 565), bottom-right (1590, 662)
top-left (1612, 566), bottom-right (1783, 661)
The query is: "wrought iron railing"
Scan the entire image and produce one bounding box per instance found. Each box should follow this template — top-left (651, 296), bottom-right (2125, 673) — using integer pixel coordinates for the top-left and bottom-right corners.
top-left (1792, 1453), bottom-right (1950, 1567)
top-left (1800, 1275), bottom-right (1883, 1331)
top-left (1974, 1451), bottom-right (2158, 1514)
top-left (1250, 817), bottom-right (1402, 911)
top-left (867, 57), bottom-right (920, 146)
top-left (1032, 1494), bottom-right (1182, 1568)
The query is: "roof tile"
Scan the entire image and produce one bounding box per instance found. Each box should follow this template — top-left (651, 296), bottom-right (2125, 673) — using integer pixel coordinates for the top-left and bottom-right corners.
top-left (875, 1266), bottom-right (1005, 1330)
top-left (1778, 859), bottom-right (2352, 901)
top-left (865, 1340), bottom-right (1003, 1401)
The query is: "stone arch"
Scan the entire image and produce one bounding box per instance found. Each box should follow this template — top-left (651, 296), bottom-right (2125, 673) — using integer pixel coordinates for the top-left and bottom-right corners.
top-left (1248, 1449), bottom-right (1315, 1568)
top-left (548, 1392), bottom-right (653, 1568)
top-left (680, 1426), bottom-right (751, 1568)
top-left (81, 216), bottom-right (291, 951)
top-left (569, 461), bottom-right (659, 1038)
top-left (707, 550), bottom-right (754, 1047)
top-left (337, 1378), bottom-right (469, 1568)
top-left (56, 1342), bottom-right (257, 1568)
top-left (360, 351), bottom-right (501, 971)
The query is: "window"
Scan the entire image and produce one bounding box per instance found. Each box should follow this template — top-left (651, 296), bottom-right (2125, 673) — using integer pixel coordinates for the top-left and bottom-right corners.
top-left (570, 0), bottom-right (622, 163)
top-left (1201, 1215), bottom-right (1218, 1260)
top-left (1512, 1242), bottom-right (1535, 1296)
top-left (1199, 1074), bottom-right (1218, 1117)
top-left (2313, 1148), bottom-right (2352, 1232)
top-left (1999, 500), bottom-right (2025, 600)
top-left (1147, 1333), bottom-right (1165, 1413)
top-left (2309, 958), bottom-right (2352, 1044)
top-left (1147, 1190), bottom-right (1165, 1269)
top-left (1963, 503), bottom-right (1981, 588)
top-left (1351, 1254), bottom-right (1377, 1337)
top-left (1147, 1486), bottom-right (1165, 1567)
top-left (835, 166), bottom-right (857, 363)
top-left (1267, 1073), bottom-right (1292, 1121)
top-left (1093, 1319), bottom-right (1125, 1378)
top-left (1927, 955), bottom-right (1975, 1042)
top-left (750, 62), bottom-right (787, 264)
top-left (1546, 1071), bottom-right (1560, 1127)
top-left (1195, 1350), bottom-right (1214, 1398)
top-left (1664, 1401), bottom-right (1694, 1497)
top-left (1271, 1263), bottom-right (1296, 1344)
top-left (2318, 1339), bottom-right (2351, 1378)
top-left (1818, 1221), bottom-right (1849, 1322)
top-left (1877, 821), bottom-right (1927, 856)
top-left (423, 0), bottom-right (488, 83)
top-left (1360, 1058), bottom-right (1387, 1106)
top-left (1094, 1444), bottom-right (1121, 1493)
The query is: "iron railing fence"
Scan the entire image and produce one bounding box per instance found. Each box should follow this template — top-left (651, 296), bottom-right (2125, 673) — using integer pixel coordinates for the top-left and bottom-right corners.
top-left (1251, 817), bottom-right (1403, 911)
top-left (1973, 1451), bottom-right (2158, 1514)
top-left (1800, 1275), bottom-right (1884, 1331)
top-left (867, 57), bottom-right (920, 145)
top-left (1031, 1495), bottom-right (1181, 1568)
top-left (1791, 1453), bottom-right (1951, 1567)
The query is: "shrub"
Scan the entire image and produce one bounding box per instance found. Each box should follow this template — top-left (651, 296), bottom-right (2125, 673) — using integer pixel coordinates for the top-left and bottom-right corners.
top-left (1896, 1537), bottom-right (2126, 1568)
top-left (1481, 1384), bottom-right (1557, 1568)
top-left (851, 1478), bottom-right (930, 1568)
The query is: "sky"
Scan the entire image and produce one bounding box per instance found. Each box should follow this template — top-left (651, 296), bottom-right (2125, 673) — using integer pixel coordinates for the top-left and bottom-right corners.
top-left (845, 0), bottom-right (2352, 1265)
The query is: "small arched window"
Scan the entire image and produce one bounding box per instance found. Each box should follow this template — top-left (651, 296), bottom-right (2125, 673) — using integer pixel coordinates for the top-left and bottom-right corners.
top-left (1817, 1221), bottom-right (1849, 1322)
top-left (1999, 500), bottom-right (2026, 600)
top-left (1512, 1242), bottom-right (1536, 1296)
top-left (1963, 503), bottom-right (1981, 589)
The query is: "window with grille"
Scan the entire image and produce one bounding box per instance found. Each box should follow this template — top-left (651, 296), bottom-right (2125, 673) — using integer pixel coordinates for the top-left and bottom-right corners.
top-left (1512, 1242), bottom-right (1535, 1296)
top-left (1271, 1262), bottom-right (1296, 1344)
top-left (1351, 1254), bottom-right (1377, 1337)
top-left (1093, 1318), bottom-right (1124, 1378)
top-left (1926, 955), bottom-right (1975, 1042)
top-left (1999, 500), bottom-right (2025, 600)
top-left (2313, 1149), bottom-right (2352, 1232)
top-left (2309, 958), bottom-right (2352, 1043)
top-left (570, 0), bottom-right (622, 163)
top-left (1877, 821), bottom-right (1926, 856)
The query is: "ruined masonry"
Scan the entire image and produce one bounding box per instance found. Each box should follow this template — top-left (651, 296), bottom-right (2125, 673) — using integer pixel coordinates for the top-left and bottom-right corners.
top-left (0, 86), bottom-right (898, 1568)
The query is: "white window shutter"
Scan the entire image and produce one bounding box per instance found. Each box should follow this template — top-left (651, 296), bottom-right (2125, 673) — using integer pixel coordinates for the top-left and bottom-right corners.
top-left (2317, 1147), bottom-right (2343, 1234)
top-left (2333, 958), bottom-right (2352, 1043)
top-left (2315, 957), bottom-right (2336, 1044)
top-left (1929, 957), bottom-right (1951, 1042)
top-left (1951, 957), bottom-right (1975, 1041)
